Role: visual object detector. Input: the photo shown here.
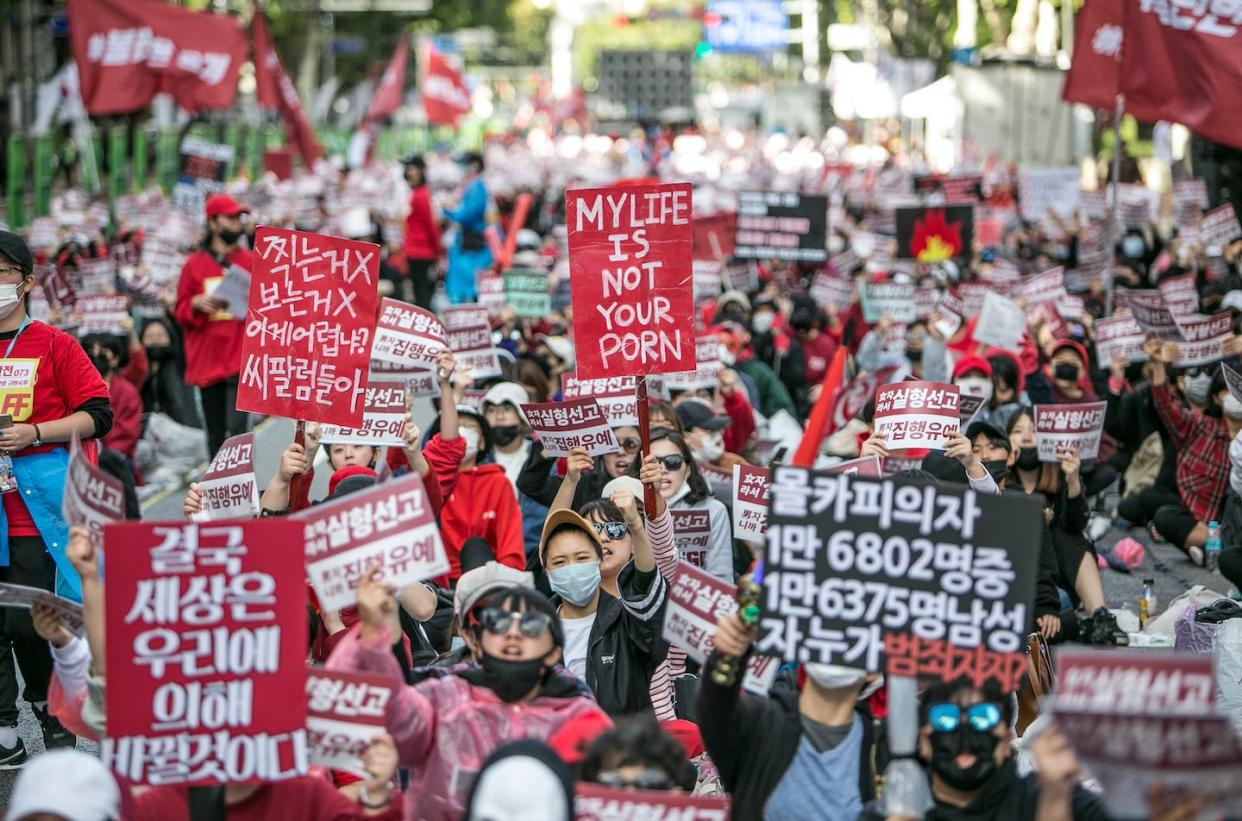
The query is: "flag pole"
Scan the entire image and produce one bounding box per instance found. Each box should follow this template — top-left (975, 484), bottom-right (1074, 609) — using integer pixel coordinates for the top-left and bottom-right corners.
top-left (1105, 93), bottom-right (1124, 317)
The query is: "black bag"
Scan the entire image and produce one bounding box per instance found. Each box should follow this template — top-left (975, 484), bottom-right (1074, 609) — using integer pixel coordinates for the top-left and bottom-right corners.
top-left (459, 228), bottom-right (487, 251)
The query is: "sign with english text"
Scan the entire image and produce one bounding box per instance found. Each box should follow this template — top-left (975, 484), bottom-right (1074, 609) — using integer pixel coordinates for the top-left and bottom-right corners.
top-left (521, 398), bottom-right (618, 458)
top-left (192, 433), bottom-right (258, 522)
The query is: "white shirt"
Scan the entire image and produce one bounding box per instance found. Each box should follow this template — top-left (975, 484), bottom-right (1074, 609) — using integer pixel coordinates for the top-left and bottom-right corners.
top-left (492, 439), bottom-right (531, 498)
top-left (560, 612), bottom-right (596, 681)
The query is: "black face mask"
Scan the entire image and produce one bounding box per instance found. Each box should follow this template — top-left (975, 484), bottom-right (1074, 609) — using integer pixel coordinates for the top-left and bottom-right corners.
top-left (477, 652), bottom-right (547, 703)
top-left (491, 425), bottom-right (521, 447)
top-left (907, 348), bottom-right (924, 364)
top-left (146, 345), bottom-right (174, 363)
top-left (982, 459), bottom-right (1009, 483)
top-left (89, 353), bottom-right (112, 378)
top-left (1016, 446), bottom-right (1041, 471)
top-left (217, 227), bottom-right (244, 245)
top-left (1053, 362), bottom-right (1080, 382)
top-left (929, 726), bottom-right (1003, 792)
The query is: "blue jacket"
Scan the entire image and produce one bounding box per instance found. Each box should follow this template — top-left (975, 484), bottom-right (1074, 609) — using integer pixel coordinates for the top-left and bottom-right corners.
top-left (0, 448), bottom-right (80, 602)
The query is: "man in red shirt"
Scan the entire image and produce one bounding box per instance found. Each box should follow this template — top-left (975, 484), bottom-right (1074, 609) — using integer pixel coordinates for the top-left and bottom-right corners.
top-left (402, 155), bottom-right (442, 309)
top-left (174, 194), bottom-right (251, 457)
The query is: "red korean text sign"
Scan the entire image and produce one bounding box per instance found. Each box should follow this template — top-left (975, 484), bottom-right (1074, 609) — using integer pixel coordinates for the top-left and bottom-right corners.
top-left (103, 520), bottom-right (308, 785)
top-left (237, 227), bottom-right (380, 427)
top-left (521, 398), bottom-right (618, 458)
top-left (576, 783), bottom-right (731, 821)
top-left (562, 376), bottom-right (641, 428)
top-left (192, 433), bottom-right (258, 522)
top-left (872, 381), bottom-right (961, 452)
top-left (566, 182), bottom-right (696, 378)
top-left (670, 509), bottom-right (711, 569)
top-left (306, 668), bottom-right (393, 778)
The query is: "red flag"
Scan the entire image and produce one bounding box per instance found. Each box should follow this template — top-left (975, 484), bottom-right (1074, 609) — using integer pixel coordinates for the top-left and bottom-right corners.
top-left (364, 33), bottom-right (409, 125)
top-left (421, 44), bottom-right (472, 126)
top-left (251, 9), bottom-right (321, 168)
top-left (792, 347), bottom-right (848, 468)
top-left (67, 0), bottom-right (246, 116)
top-left (1120, 1), bottom-right (1242, 150)
top-left (1061, 0), bottom-right (1123, 109)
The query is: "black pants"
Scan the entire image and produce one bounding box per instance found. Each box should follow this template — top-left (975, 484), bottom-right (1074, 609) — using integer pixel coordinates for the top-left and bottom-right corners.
top-left (1117, 483), bottom-right (1181, 527)
top-left (1050, 527), bottom-right (1096, 608)
top-left (0, 536), bottom-right (58, 725)
top-left (199, 375), bottom-right (247, 458)
top-left (407, 259), bottom-right (435, 310)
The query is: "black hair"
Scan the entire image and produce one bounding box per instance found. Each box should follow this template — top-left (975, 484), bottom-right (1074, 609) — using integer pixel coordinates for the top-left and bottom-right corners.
top-left (919, 676), bottom-right (1014, 727)
top-left (628, 429), bottom-right (710, 505)
top-left (79, 332), bottom-right (127, 373)
top-left (426, 406), bottom-right (494, 457)
top-left (987, 353), bottom-right (1019, 395)
top-left (542, 522), bottom-right (603, 562)
top-left (968, 425), bottom-right (1012, 454)
top-left (893, 468), bottom-right (940, 484)
top-left (579, 716), bottom-right (693, 790)
top-left (473, 586), bottom-right (564, 649)
top-left (578, 498), bottom-right (626, 524)
top-left (1205, 368), bottom-right (1228, 419)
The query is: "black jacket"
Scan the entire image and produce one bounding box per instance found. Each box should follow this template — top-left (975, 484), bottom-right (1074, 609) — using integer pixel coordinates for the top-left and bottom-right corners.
top-left (517, 440), bottom-right (612, 510)
top-left (697, 658), bottom-right (882, 820)
top-left (554, 562), bottom-right (668, 717)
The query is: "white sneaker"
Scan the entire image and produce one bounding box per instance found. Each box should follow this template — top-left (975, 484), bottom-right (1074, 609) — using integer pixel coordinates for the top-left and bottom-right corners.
top-left (1188, 545), bottom-right (1205, 567)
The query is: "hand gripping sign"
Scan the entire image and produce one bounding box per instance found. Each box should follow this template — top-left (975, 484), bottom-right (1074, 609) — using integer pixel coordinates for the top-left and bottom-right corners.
top-left (1033, 402), bottom-right (1107, 462)
top-left (566, 182), bottom-right (696, 378)
top-left (872, 381), bottom-right (961, 452)
top-left (520, 397), bottom-right (618, 458)
top-left (305, 668), bottom-right (393, 778)
top-left (192, 433), bottom-right (259, 521)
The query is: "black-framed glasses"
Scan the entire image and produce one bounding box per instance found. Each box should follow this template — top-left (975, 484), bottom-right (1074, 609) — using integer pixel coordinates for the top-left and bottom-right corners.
top-left (595, 768), bottom-right (675, 791)
top-left (477, 608), bottom-right (553, 639)
top-left (0, 266), bottom-right (27, 280)
top-left (655, 454), bottom-right (685, 471)
top-left (617, 436), bottom-right (641, 454)
top-left (928, 702), bottom-right (1003, 734)
top-left (592, 521), bottom-right (629, 541)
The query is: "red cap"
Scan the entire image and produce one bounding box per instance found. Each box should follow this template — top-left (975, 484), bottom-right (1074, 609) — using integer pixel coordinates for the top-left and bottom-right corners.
top-left (327, 464), bottom-right (378, 496)
top-left (547, 709), bottom-right (612, 764)
top-left (660, 718), bottom-right (704, 760)
top-left (952, 355), bottom-right (992, 380)
top-left (204, 193), bottom-right (250, 219)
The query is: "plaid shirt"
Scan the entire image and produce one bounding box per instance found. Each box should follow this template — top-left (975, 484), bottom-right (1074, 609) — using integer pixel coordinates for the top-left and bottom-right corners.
top-left (1152, 382), bottom-right (1229, 522)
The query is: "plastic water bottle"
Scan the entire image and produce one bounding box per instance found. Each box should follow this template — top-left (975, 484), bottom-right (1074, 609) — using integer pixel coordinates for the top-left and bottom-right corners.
top-left (1206, 521), bottom-right (1222, 573)
top-left (1139, 578), bottom-right (1157, 628)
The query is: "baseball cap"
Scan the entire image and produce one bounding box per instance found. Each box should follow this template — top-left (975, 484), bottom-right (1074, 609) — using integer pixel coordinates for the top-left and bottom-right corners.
top-left (0, 230), bottom-right (34, 271)
top-left (601, 475), bottom-right (644, 501)
top-left (482, 382), bottom-right (530, 420)
top-left (204, 193), bottom-right (250, 219)
top-left (328, 464), bottom-right (378, 497)
top-left (675, 398), bottom-right (731, 432)
top-left (4, 748), bottom-right (120, 821)
top-left (964, 420), bottom-right (1011, 451)
top-left (539, 508), bottom-right (602, 563)
top-left (454, 561), bottom-right (535, 620)
top-left (538, 335), bottom-right (575, 370)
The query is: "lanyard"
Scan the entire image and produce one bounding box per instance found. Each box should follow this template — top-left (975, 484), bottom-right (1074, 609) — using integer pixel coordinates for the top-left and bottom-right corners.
top-left (3, 315), bottom-right (30, 359)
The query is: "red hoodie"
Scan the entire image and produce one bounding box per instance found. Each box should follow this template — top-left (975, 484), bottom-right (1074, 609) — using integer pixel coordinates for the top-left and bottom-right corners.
top-left (438, 463), bottom-right (524, 581)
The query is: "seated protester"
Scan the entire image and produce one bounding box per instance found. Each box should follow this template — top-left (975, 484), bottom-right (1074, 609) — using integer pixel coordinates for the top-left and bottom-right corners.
top-left (80, 333), bottom-right (142, 463)
top-left (327, 578), bottom-right (610, 821)
top-left (540, 508), bottom-right (668, 717)
top-left (138, 317), bottom-right (202, 428)
top-left (856, 316), bottom-right (951, 384)
top-left (1101, 350), bottom-right (1165, 488)
top-left (749, 296), bottom-right (809, 417)
top-left (518, 421), bottom-right (641, 515)
top-left (1145, 339), bottom-right (1239, 562)
top-left (5, 748), bottom-right (121, 821)
top-left (481, 381), bottom-right (548, 556)
top-left (953, 355), bottom-right (995, 404)
top-left (632, 429), bottom-right (733, 582)
top-left (698, 610), bottom-right (884, 821)
top-left (579, 716), bottom-right (696, 792)
top-left (1221, 430), bottom-right (1242, 594)
top-left (977, 347), bottom-right (1028, 431)
top-left (465, 740), bottom-right (576, 821)
top-left (676, 397), bottom-right (747, 470)
top-left (861, 677), bottom-right (1109, 821)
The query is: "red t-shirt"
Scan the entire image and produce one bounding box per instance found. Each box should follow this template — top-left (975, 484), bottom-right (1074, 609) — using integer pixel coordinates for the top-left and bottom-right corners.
top-left (0, 321), bottom-right (110, 535)
top-left (173, 248), bottom-right (251, 387)
top-left (131, 776), bottom-right (402, 821)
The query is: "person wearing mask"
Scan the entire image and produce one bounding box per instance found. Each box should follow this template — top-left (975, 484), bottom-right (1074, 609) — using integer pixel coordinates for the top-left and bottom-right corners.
top-left (722, 323), bottom-right (798, 420)
top-left (327, 577), bottom-right (610, 821)
top-left (137, 318), bottom-right (201, 428)
top-left (788, 296), bottom-right (839, 396)
top-left (675, 397), bottom-right (745, 469)
top-left (443, 152), bottom-right (492, 304)
top-left (749, 297), bottom-right (808, 416)
top-left (482, 381), bottom-right (547, 556)
top-left (539, 504), bottom-right (666, 717)
top-left (859, 678), bottom-right (1109, 821)
top-left (79, 334), bottom-right (141, 464)
top-left (519, 423), bottom-right (641, 513)
top-left (953, 356), bottom-right (995, 404)
top-left (0, 230), bottom-right (113, 759)
top-left (857, 317), bottom-right (951, 385)
top-left (465, 740), bottom-right (576, 821)
top-left (974, 348), bottom-right (1028, 431)
top-left (698, 610), bottom-right (884, 820)
top-left (173, 193), bottom-right (251, 456)
top-left (401, 154), bottom-right (442, 309)
top-left (533, 335), bottom-right (574, 398)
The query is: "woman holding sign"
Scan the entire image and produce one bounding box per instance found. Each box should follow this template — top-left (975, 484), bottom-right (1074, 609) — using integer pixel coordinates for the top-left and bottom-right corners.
top-left (0, 230), bottom-right (113, 758)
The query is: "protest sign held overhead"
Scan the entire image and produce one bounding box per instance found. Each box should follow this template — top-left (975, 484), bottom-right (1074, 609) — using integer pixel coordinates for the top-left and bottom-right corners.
top-left (733, 192), bottom-right (828, 262)
top-left (103, 520), bottom-right (308, 785)
top-left (75, 295), bottom-right (131, 336)
top-left (305, 669), bottom-right (393, 778)
top-left (860, 283), bottom-right (916, 323)
top-left (503, 268), bottom-right (550, 318)
top-left (1118, 288), bottom-right (1182, 341)
top-left (1018, 267), bottom-right (1067, 305)
top-left (1172, 312), bottom-right (1232, 367)
top-left (371, 298), bottom-right (447, 371)
top-left (671, 508), bottom-right (712, 569)
top-left (561, 375), bottom-right (641, 428)
top-left (758, 469), bottom-right (1041, 691)
top-left (1018, 167), bottom-right (1081, 221)
top-left (872, 381), bottom-right (960, 452)
top-left (1034, 401), bottom-right (1107, 461)
top-left (974, 291), bottom-right (1027, 352)
top-left (567, 181), bottom-right (696, 378)
top-left (318, 376), bottom-right (408, 447)
top-left (825, 455), bottom-right (885, 478)
top-left (237, 227), bottom-right (380, 427)
top-left (691, 211), bottom-right (737, 261)
top-left (732, 464), bottom-right (770, 541)
top-left (192, 433), bottom-right (259, 522)
top-left (895, 205), bottom-right (973, 263)
top-left (521, 397), bottom-right (618, 458)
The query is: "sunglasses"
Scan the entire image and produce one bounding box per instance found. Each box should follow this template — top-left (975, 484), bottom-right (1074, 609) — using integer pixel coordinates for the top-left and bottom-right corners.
top-left (616, 437), bottom-right (641, 454)
top-left (595, 768), bottom-right (674, 791)
top-left (654, 454), bottom-right (685, 471)
top-left (928, 702), bottom-right (1003, 734)
top-left (592, 520), bottom-right (629, 541)
top-left (476, 608), bottom-right (553, 639)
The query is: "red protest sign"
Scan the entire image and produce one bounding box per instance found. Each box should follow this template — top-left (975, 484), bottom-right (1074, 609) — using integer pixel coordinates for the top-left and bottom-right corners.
top-left (731, 464), bottom-right (769, 540)
top-left (577, 782), bottom-right (731, 821)
top-left (306, 668), bottom-right (393, 778)
top-left (872, 381), bottom-right (960, 452)
top-left (294, 473), bottom-right (449, 612)
top-left (567, 182), bottom-right (695, 378)
top-left (691, 211), bottom-right (736, 260)
top-left (371, 298), bottom-right (446, 371)
top-left (1033, 401), bottom-right (1107, 461)
top-left (521, 398), bottom-right (618, 458)
top-left (62, 437), bottom-right (125, 540)
top-left (102, 520), bottom-right (308, 785)
top-left (237, 228), bottom-right (380, 427)
top-left (192, 433), bottom-right (258, 522)
top-left (825, 455), bottom-right (884, 477)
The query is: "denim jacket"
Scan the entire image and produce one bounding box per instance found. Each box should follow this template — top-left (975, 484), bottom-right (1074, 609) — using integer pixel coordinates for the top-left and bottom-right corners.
top-left (0, 448), bottom-right (79, 602)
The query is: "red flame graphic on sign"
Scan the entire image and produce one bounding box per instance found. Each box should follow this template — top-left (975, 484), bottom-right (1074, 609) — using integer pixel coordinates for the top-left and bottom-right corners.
top-left (910, 208), bottom-right (964, 263)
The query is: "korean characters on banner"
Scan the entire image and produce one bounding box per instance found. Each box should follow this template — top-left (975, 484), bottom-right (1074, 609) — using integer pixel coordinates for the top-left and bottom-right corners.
top-left (1156, 274), bottom-right (1199, 318)
top-left (973, 291), bottom-right (1027, 353)
top-left (442, 305), bottom-right (501, 381)
top-left (305, 669), bottom-right (393, 778)
top-left (1018, 267), bottom-right (1067, 305)
top-left (371, 299), bottom-right (446, 371)
top-left (757, 469), bottom-right (1042, 692)
top-left (1050, 650), bottom-right (1242, 819)
top-left (192, 433), bottom-right (259, 522)
top-left (1172, 312), bottom-right (1233, 367)
top-left (1118, 289), bottom-right (1182, 341)
top-left (1186, 204), bottom-right (1242, 252)
top-left (237, 228), bottom-right (380, 427)
top-left (318, 377), bottom-right (407, 448)
top-left (733, 192), bottom-right (829, 263)
top-left (664, 336), bottom-right (722, 392)
top-left (1094, 314), bottom-right (1148, 364)
top-left (872, 381), bottom-right (960, 452)
top-left (670, 509), bottom-right (711, 570)
top-left (561, 376), bottom-right (640, 428)
top-left (75, 295), bottom-right (131, 336)
top-left (566, 182), bottom-right (696, 378)
top-left (61, 437), bottom-right (125, 538)
top-left (859, 283), bottom-right (917, 324)
top-left (503, 268), bottom-right (551, 318)
top-left (732, 464), bottom-right (770, 541)
top-left (102, 520), bottom-right (308, 785)
top-left (520, 398), bottom-right (619, 458)
top-left (1033, 402), bottom-right (1107, 462)
top-left (294, 473), bottom-right (449, 612)
top-left (809, 271), bottom-right (854, 313)
top-left (576, 783), bottom-right (731, 821)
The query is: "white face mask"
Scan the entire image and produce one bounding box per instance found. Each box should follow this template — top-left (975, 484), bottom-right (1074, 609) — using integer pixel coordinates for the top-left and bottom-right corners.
top-left (956, 376), bottom-right (994, 402)
top-left (1224, 394), bottom-right (1242, 420)
top-left (804, 663), bottom-right (883, 699)
top-left (0, 284), bottom-right (24, 320)
top-left (459, 427), bottom-right (480, 463)
top-left (752, 312), bottom-right (774, 334)
top-left (694, 431), bottom-right (725, 463)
